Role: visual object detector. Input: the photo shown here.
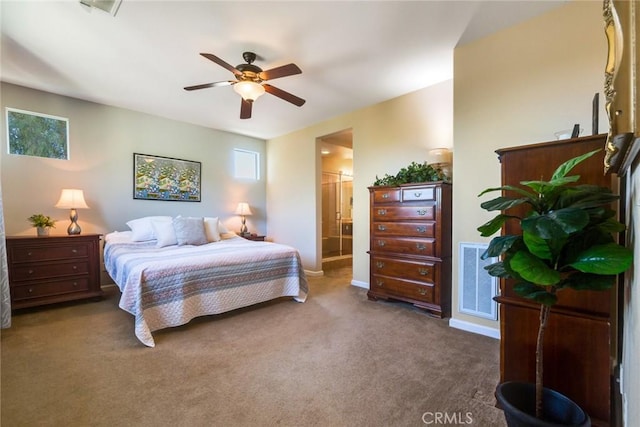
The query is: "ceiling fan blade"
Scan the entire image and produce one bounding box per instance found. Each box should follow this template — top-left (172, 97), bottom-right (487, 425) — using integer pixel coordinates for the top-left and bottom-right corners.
top-left (263, 84), bottom-right (306, 107)
top-left (259, 63), bottom-right (302, 81)
top-left (240, 99), bottom-right (252, 119)
top-left (183, 81), bottom-right (234, 91)
top-left (200, 53), bottom-right (242, 76)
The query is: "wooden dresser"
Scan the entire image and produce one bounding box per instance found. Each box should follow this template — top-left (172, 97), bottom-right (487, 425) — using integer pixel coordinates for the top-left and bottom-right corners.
top-left (367, 182), bottom-right (451, 318)
top-left (495, 135), bottom-right (613, 426)
top-left (6, 234), bottom-right (103, 309)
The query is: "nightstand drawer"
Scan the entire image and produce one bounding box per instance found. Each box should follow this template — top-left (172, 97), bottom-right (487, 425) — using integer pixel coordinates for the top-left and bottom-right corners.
top-left (10, 261), bottom-right (89, 282)
top-left (10, 244), bottom-right (89, 262)
top-left (11, 278), bottom-right (90, 301)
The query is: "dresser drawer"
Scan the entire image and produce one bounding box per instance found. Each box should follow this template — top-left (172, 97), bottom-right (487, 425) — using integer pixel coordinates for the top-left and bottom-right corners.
top-left (10, 243), bottom-right (89, 262)
top-left (372, 221), bottom-right (435, 238)
top-left (11, 278), bottom-right (90, 301)
top-left (371, 256), bottom-right (437, 283)
top-left (10, 261), bottom-right (89, 282)
top-left (401, 186), bottom-right (435, 201)
top-left (372, 205), bottom-right (435, 221)
top-left (371, 274), bottom-right (434, 303)
top-left (372, 237), bottom-right (435, 256)
top-left (372, 188), bottom-right (400, 203)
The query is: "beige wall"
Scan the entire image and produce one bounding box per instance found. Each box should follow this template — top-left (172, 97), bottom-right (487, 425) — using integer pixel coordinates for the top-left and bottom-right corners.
top-left (0, 83), bottom-right (267, 239)
top-left (452, 1), bottom-right (609, 333)
top-left (267, 80), bottom-right (452, 276)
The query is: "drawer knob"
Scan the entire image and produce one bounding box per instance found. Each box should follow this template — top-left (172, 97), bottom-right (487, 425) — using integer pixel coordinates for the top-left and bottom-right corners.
top-left (376, 261), bottom-right (385, 269)
top-left (418, 288), bottom-right (427, 296)
top-left (377, 209), bottom-right (387, 215)
top-left (376, 280), bottom-right (384, 287)
top-left (377, 225), bottom-right (386, 231)
top-left (382, 193), bottom-right (389, 199)
top-left (377, 240), bottom-right (386, 247)
top-left (71, 249), bottom-right (78, 253)
top-left (73, 265), bottom-right (77, 270)
top-left (27, 252), bottom-right (32, 257)
top-left (28, 269), bottom-right (34, 275)
top-left (419, 268), bottom-right (430, 276)
top-left (416, 226), bottom-right (427, 233)
top-left (417, 209), bottom-right (427, 216)
top-left (28, 288), bottom-right (33, 294)
top-left (73, 282), bottom-right (78, 287)
top-left (416, 244), bottom-right (426, 251)
top-left (414, 192), bottom-right (422, 197)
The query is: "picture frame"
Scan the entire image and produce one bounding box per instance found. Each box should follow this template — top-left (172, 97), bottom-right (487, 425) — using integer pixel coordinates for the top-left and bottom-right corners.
top-left (133, 153), bottom-right (201, 202)
top-left (6, 108), bottom-right (69, 160)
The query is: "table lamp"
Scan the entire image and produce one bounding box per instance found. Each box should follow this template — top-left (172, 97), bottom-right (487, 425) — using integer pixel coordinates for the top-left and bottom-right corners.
top-left (234, 202), bottom-right (252, 235)
top-left (55, 189), bottom-right (89, 235)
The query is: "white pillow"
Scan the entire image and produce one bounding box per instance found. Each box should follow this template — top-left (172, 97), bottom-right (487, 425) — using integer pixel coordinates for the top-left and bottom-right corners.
top-left (203, 217), bottom-right (221, 242)
top-left (152, 220), bottom-right (178, 247)
top-left (217, 219), bottom-right (230, 234)
top-left (104, 231), bottom-right (134, 244)
top-left (173, 216), bottom-right (207, 246)
top-left (126, 216), bottom-right (172, 242)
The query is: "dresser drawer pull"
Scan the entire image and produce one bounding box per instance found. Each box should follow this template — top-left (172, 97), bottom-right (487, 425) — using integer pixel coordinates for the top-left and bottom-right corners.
top-left (27, 251), bottom-right (32, 257)
top-left (376, 261), bottom-right (385, 269)
top-left (377, 224), bottom-right (387, 231)
top-left (377, 240), bottom-right (386, 247)
top-left (71, 249), bottom-right (78, 253)
top-left (382, 193), bottom-right (390, 199)
top-left (418, 288), bottom-right (427, 296)
top-left (28, 288), bottom-right (33, 294)
top-left (414, 192), bottom-right (422, 197)
top-left (28, 269), bottom-right (34, 275)
top-left (416, 226), bottom-right (427, 233)
top-left (418, 268), bottom-right (430, 276)
top-left (416, 244), bottom-right (426, 251)
top-left (73, 282), bottom-right (78, 287)
top-left (377, 209), bottom-right (387, 215)
top-left (417, 209), bottom-right (427, 216)
top-left (72, 265), bottom-right (78, 270)
top-left (376, 280), bottom-right (384, 287)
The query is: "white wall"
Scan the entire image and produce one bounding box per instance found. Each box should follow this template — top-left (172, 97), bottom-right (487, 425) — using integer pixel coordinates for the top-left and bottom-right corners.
top-left (267, 80), bottom-right (453, 277)
top-left (0, 83), bottom-right (267, 238)
top-left (452, 0), bottom-right (609, 332)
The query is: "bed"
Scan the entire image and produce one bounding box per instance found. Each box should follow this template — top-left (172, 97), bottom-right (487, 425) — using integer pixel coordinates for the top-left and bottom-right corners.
top-left (104, 219), bottom-right (308, 347)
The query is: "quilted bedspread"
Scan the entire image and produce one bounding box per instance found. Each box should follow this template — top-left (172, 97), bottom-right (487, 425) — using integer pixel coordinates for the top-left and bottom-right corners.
top-left (104, 235), bottom-right (308, 346)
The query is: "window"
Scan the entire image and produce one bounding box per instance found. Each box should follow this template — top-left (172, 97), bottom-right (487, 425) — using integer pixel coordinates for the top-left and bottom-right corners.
top-left (6, 108), bottom-right (69, 160)
top-left (234, 149), bottom-right (260, 180)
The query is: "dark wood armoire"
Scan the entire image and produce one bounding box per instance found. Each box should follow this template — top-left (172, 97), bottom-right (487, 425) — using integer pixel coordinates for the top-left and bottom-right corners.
top-left (495, 134), bottom-right (615, 427)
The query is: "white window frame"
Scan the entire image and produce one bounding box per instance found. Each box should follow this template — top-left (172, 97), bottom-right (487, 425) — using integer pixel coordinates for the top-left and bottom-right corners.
top-left (233, 148), bottom-right (260, 180)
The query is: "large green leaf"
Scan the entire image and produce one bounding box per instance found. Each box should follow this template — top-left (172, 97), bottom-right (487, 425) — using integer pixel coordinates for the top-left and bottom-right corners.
top-left (480, 196), bottom-right (529, 212)
top-left (521, 208), bottom-right (589, 239)
top-left (477, 214), bottom-right (521, 237)
top-left (569, 243), bottom-right (633, 274)
top-left (484, 262), bottom-right (511, 278)
top-left (550, 148), bottom-right (601, 180)
top-left (477, 185), bottom-right (537, 199)
top-left (558, 272), bottom-right (615, 291)
top-left (482, 235), bottom-right (521, 258)
top-left (513, 282), bottom-right (558, 306)
top-left (521, 176), bottom-right (580, 194)
top-left (523, 230), bottom-right (552, 260)
top-left (510, 251), bottom-right (560, 285)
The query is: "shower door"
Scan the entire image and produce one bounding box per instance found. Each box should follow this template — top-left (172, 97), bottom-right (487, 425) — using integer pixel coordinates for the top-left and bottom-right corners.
top-left (322, 172), bottom-right (353, 258)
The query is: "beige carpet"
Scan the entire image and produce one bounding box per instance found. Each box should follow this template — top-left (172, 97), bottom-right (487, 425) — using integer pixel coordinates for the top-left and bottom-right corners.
top-left (1, 268), bottom-right (506, 427)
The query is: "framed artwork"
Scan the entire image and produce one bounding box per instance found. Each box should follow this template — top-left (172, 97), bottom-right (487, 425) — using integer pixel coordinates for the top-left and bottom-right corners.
top-left (133, 153), bottom-right (201, 202)
top-left (6, 108), bottom-right (69, 160)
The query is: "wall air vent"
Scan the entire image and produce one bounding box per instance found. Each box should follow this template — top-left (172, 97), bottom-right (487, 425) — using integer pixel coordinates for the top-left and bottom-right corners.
top-left (459, 242), bottom-right (498, 320)
top-left (79, 0), bottom-right (122, 16)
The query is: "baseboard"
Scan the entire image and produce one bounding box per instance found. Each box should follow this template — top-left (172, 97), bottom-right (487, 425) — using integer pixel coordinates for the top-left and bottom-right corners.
top-left (350, 280), bottom-right (368, 289)
top-left (449, 318), bottom-right (500, 340)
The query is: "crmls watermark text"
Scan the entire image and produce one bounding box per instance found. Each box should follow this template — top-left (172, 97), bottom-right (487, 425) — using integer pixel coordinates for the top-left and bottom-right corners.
top-left (422, 411), bottom-right (473, 425)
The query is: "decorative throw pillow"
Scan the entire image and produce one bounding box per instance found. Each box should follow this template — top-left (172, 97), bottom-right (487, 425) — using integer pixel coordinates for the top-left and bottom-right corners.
top-left (152, 220), bottom-right (178, 247)
top-left (203, 217), bottom-right (221, 242)
top-left (126, 216), bottom-right (172, 242)
top-left (173, 216), bottom-right (207, 246)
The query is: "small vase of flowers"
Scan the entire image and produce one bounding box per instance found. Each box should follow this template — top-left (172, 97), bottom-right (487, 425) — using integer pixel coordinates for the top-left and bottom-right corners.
top-left (28, 214), bottom-right (57, 236)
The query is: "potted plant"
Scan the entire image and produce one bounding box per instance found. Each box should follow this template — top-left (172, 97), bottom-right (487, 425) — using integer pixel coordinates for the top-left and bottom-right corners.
top-left (477, 149), bottom-right (633, 426)
top-left (373, 161), bottom-right (448, 186)
top-left (28, 214), bottom-right (57, 236)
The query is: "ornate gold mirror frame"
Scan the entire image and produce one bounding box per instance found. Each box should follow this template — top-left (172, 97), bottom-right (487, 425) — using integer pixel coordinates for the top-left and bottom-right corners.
top-left (603, 0), bottom-right (637, 174)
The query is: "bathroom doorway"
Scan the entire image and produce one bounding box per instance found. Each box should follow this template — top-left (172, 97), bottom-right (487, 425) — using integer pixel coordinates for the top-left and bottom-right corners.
top-left (319, 129), bottom-right (353, 271)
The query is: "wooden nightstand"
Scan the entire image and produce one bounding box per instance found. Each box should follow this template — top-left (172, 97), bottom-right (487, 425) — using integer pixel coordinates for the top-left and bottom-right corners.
top-left (5, 234), bottom-right (103, 309)
top-left (242, 235), bottom-right (265, 241)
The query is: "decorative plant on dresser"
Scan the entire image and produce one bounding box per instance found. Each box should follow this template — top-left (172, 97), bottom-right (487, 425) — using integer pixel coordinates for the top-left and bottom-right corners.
top-left (368, 161), bottom-right (451, 318)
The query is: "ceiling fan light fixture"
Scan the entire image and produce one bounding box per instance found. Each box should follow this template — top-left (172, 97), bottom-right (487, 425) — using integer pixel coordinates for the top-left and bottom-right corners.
top-left (233, 81), bottom-right (265, 102)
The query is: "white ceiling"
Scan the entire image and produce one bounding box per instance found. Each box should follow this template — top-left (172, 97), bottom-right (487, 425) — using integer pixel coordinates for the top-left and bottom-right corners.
top-left (1, 0), bottom-right (567, 141)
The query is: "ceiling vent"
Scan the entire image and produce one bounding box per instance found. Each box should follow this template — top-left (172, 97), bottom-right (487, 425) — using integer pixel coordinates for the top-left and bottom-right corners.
top-left (79, 0), bottom-right (122, 16)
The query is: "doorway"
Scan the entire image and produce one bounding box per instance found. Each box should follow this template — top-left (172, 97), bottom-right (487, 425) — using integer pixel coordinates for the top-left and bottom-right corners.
top-left (319, 129), bottom-right (353, 271)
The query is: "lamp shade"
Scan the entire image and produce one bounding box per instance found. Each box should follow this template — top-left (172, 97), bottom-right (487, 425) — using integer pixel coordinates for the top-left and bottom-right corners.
top-left (428, 148), bottom-right (453, 165)
top-left (233, 81), bottom-right (266, 102)
top-left (234, 202), bottom-right (253, 216)
top-left (55, 189), bottom-right (89, 209)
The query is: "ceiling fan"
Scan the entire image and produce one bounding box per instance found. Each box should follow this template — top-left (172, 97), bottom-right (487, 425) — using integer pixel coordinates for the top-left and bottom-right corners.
top-left (184, 51), bottom-right (305, 119)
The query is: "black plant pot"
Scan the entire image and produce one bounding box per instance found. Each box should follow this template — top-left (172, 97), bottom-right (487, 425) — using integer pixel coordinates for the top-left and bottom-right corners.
top-left (496, 382), bottom-right (590, 427)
